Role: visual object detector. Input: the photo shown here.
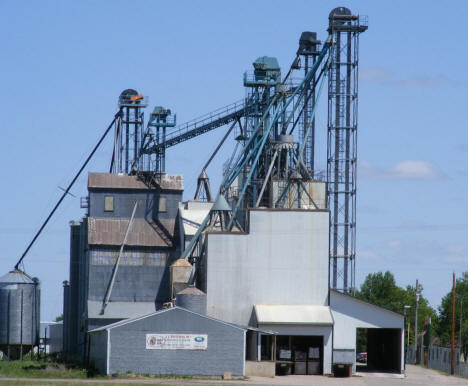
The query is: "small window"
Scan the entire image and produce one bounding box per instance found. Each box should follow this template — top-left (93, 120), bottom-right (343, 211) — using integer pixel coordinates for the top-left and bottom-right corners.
top-left (104, 196), bottom-right (114, 212)
top-left (158, 197), bottom-right (167, 213)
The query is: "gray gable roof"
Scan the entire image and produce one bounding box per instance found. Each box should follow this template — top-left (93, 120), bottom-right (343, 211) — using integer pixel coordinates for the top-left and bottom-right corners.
top-left (88, 307), bottom-right (246, 333)
top-left (330, 289), bottom-right (404, 317)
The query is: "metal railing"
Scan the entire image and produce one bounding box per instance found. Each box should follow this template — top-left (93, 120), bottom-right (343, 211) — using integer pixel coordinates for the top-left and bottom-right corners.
top-left (168, 99), bottom-right (245, 138)
top-left (151, 99), bottom-right (248, 149)
top-left (118, 95), bottom-right (149, 108)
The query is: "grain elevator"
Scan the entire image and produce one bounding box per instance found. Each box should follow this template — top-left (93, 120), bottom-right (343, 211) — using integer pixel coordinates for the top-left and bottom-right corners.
top-left (61, 7), bottom-right (406, 377)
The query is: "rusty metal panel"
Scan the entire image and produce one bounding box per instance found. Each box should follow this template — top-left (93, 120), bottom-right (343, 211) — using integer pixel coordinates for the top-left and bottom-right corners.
top-left (88, 173), bottom-right (183, 191)
top-left (87, 218), bottom-right (175, 247)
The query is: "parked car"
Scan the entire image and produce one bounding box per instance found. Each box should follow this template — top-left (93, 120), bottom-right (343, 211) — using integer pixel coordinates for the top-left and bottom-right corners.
top-left (356, 352), bottom-right (367, 363)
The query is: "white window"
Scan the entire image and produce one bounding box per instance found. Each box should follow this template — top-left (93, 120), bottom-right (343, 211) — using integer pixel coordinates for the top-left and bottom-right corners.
top-left (159, 197), bottom-right (167, 213)
top-left (104, 196), bottom-right (114, 212)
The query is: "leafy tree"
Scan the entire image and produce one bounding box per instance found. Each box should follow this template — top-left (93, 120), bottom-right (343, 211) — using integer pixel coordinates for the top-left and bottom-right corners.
top-left (357, 271), bottom-right (405, 311)
top-left (55, 314), bottom-right (63, 322)
top-left (356, 271), bottom-right (437, 346)
top-left (436, 272), bottom-right (468, 360)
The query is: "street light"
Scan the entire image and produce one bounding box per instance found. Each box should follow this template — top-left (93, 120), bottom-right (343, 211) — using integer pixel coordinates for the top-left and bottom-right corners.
top-left (414, 280), bottom-right (421, 363)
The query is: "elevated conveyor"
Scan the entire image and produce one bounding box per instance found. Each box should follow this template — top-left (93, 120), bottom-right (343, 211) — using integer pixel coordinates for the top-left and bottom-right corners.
top-left (146, 99), bottom-right (248, 153)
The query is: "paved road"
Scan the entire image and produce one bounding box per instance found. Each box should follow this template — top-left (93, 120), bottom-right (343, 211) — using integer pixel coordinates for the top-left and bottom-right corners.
top-left (0, 365), bottom-right (467, 385)
top-left (246, 365), bottom-right (468, 385)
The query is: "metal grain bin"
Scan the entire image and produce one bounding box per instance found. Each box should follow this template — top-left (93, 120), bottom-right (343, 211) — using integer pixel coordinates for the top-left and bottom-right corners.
top-left (0, 270), bottom-right (40, 359)
top-left (176, 286), bottom-right (207, 315)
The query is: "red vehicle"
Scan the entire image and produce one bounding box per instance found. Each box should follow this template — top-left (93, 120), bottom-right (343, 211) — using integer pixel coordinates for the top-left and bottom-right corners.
top-left (356, 352), bottom-right (367, 363)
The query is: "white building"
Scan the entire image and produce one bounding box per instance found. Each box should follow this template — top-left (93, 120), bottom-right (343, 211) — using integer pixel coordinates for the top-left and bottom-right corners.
top-left (180, 205), bottom-right (405, 375)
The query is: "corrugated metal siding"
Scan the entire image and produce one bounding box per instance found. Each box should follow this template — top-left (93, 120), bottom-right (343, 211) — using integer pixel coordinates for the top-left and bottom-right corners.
top-left (87, 302), bottom-right (155, 320)
top-left (87, 263), bottom-right (171, 304)
top-left (88, 318), bottom-right (123, 331)
top-left (176, 292), bottom-right (207, 315)
top-left (88, 191), bottom-right (182, 221)
top-left (106, 308), bottom-right (245, 376)
top-left (88, 173), bottom-right (183, 191)
top-left (0, 284), bottom-right (39, 345)
top-left (66, 172), bottom-right (183, 364)
top-left (87, 218), bottom-right (175, 247)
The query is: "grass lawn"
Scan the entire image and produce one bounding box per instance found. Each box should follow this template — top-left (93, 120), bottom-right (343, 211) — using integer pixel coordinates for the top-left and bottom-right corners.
top-left (0, 359), bottom-right (247, 384)
top-left (0, 360), bottom-right (88, 379)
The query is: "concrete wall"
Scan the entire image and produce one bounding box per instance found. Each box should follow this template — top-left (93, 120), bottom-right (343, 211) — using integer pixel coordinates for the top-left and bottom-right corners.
top-left (100, 308), bottom-right (245, 376)
top-left (245, 361), bottom-right (275, 377)
top-left (259, 324), bottom-right (333, 374)
top-left (204, 209), bottom-right (329, 326)
top-left (330, 291), bottom-right (405, 373)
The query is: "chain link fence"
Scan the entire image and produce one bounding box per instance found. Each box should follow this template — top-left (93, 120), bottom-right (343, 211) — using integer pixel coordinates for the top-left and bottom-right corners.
top-left (407, 345), bottom-right (467, 378)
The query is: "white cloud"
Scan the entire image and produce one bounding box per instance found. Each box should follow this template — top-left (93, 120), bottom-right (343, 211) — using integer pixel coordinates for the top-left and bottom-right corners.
top-left (359, 160), bottom-right (445, 180)
top-left (357, 249), bottom-right (379, 260)
top-left (360, 67), bottom-right (392, 84)
top-left (393, 75), bottom-right (454, 89)
top-left (391, 160), bottom-right (443, 179)
top-left (360, 67), bottom-right (462, 88)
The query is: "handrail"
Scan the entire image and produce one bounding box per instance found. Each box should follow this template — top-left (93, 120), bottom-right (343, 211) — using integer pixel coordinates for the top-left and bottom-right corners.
top-left (145, 98), bottom-right (250, 152)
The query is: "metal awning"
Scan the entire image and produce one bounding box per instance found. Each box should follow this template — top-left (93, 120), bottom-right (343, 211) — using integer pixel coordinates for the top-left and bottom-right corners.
top-left (254, 305), bottom-right (334, 326)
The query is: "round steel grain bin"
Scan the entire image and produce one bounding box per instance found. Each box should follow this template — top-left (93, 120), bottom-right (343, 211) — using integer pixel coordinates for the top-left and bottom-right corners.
top-left (0, 270), bottom-right (40, 359)
top-left (176, 286), bottom-right (207, 315)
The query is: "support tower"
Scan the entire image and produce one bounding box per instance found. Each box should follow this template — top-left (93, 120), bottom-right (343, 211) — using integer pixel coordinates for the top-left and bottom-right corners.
top-left (112, 89), bottom-right (147, 174)
top-left (327, 7), bottom-right (367, 293)
top-left (297, 32), bottom-right (321, 175)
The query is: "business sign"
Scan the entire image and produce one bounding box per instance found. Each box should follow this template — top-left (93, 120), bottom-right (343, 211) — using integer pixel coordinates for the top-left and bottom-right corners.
top-left (145, 334), bottom-right (208, 350)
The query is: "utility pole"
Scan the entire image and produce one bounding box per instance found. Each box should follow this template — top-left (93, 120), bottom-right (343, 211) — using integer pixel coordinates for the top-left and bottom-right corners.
top-left (451, 273), bottom-right (455, 375)
top-left (414, 279), bottom-right (419, 362)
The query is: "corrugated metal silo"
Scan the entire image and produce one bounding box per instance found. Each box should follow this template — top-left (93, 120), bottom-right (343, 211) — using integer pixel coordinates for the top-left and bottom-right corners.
top-left (0, 270), bottom-right (40, 359)
top-left (176, 286), bottom-right (207, 315)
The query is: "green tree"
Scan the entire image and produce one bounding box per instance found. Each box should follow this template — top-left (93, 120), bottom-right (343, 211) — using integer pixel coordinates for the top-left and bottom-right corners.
top-left (436, 272), bottom-right (468, 360)
top-left (356, 271), bottom-right (437, 346)
top-left (357, 271), bottom-right (405, 311)
top-left (55, 314), bottom-right (63, 322)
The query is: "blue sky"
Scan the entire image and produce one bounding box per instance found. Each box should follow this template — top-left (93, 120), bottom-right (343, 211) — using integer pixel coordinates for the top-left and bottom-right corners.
top-left (1, 1), bottom-right (467, 321)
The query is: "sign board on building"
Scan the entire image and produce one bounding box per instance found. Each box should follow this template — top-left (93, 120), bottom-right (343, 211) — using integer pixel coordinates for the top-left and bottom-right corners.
top-left (145, 334), bottom-right (208, 350)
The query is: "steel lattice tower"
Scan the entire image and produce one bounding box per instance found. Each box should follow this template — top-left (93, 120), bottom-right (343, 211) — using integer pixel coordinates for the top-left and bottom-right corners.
top-left (297, 32), bottom-right (321, 175)
top-left (327, 7), bottom-right (367, 293)
top-left (112, 89), bottom-right (147, 174)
